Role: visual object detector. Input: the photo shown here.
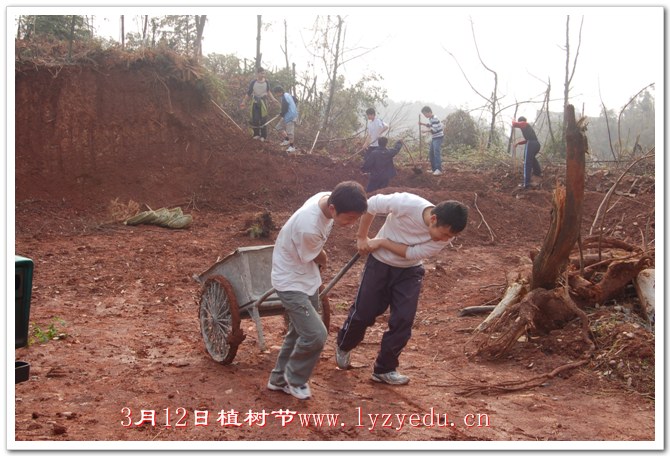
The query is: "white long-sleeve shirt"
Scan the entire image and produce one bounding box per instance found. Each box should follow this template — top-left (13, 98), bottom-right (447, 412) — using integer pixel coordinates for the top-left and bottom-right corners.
top-left (366, 117), bottom-right (388, 147)
top-left (271, 192), bottom-right (332, 295)
top-left (367, 192), bottom-right (449, 268)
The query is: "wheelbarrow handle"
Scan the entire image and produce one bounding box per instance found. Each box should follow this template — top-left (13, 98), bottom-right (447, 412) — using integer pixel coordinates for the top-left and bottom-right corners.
top-left (319, 253), bottom-right (361, 300)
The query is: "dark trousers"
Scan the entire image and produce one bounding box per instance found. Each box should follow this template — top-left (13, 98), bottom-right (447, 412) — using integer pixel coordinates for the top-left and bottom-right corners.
top-left (337, 255), bottom-right (425, 374)
top-left (366, 176), bottom-right (389, 193)
top-left (251, 101), bottom-right (267, 138)
top-left (523, 140), bottom-right (542, 186)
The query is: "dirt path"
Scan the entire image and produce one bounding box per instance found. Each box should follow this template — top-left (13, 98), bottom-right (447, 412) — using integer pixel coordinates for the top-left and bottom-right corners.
top-left (14, 202), bottom-right (655, 446)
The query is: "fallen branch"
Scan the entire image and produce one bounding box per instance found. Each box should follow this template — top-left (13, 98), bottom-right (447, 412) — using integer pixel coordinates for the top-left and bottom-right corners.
top-left (458, 305), bottom-right (495, 317)
top-left (589, 150), bottom-right (654, 238)
top-left (579, 236), bottom-right (643, 253)
top-left (577, 250), bottom-right (651, 275)
top-left (210, 99), bottom-right (244, 132)
top-left (475, 281), bottom-right (525, 332)
top-left (474, 192), bottom-right (495, 242)
top-left (309, 130), bottom-right (321, 154)
top-left (570, 256), bottom-right (653, 305)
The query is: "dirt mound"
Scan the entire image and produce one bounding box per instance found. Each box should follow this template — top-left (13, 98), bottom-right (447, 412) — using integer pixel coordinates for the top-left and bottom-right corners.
top-left (14, 56), bottom-right (656, 445)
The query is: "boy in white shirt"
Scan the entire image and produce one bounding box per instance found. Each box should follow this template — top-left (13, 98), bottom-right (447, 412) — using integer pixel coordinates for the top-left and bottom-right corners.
top-left (335, 192), bottom-right (468, 385)
top-left (267, 181), bottom-right (368, 399)
top-left (362, 108), bottom-right (389, 159)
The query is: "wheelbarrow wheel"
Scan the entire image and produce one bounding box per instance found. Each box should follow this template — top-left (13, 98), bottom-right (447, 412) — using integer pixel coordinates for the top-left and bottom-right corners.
top-left (199, 276), bottom-right (246, 364)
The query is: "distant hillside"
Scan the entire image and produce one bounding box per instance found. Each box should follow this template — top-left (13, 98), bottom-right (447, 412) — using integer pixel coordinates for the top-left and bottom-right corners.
top-left (376, 99), bottom-right (456, 135)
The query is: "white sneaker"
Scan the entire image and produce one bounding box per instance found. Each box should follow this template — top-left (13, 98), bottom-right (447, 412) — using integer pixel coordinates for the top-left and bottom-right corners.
top-left (284, 375), bottom-right (311, 399)
top-left (432, 169), bottom-right (442, 176)
top-left (259, 137), bottom-right (266, 142)
top-left (286, 146), bottom-right (296, 153)
top-left (280, 140), bottom-right (290, 146)
top-left (252, 135), bottom-right (260, 140)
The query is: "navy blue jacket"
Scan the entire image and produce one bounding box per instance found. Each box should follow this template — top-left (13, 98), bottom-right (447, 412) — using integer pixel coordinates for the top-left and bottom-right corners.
top-left (361, 141), bottom-right (403, 191)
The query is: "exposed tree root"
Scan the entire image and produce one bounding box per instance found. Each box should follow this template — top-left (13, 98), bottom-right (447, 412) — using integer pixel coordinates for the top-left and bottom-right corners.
top-left (456, 358), bottom-right (591, 397)
top-left (468, 287), bottom-right (582, 360)
top-left (569, 256), bottom-right (653, 305)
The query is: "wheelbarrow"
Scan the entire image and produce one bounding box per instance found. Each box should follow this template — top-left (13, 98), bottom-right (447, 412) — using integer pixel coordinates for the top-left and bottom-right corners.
top-left (194, 245), bottom-right (359, 365)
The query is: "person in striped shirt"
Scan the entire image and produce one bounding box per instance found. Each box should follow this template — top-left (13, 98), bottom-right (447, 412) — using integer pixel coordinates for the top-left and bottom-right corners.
top-left (420, 106), bottom-right (445, 176)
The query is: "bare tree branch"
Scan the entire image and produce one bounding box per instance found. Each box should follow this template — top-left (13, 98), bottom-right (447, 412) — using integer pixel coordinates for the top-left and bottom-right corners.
top-left (617, 82), bottom-right (655, 159)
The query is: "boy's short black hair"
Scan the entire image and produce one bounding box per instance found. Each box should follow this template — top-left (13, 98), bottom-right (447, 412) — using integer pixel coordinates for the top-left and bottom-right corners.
top-left (365, 108), bottom-right (376, 116)
top-left (377, 137), bottom-right (388, 148)
top-left (328, 181), bottom-right (368, 214)
top-left (517, 116), bottom-right (527, 122)
top-left (431, 200), bottom-right (468, 233)
top-left (273, 85), bottom-right (284, 93)
top-left (421, 106), bottom-right (433, 114)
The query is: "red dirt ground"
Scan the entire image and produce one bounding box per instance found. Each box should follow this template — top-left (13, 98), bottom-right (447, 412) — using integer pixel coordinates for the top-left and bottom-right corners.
top-left (13, 59), bottom-right (657, 449)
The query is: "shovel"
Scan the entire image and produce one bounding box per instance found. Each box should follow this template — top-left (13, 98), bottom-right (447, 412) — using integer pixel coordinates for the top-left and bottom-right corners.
top-left (402, 142), bottom-right (423, 175)
top-left (259, 115), bottom-right (280, 128)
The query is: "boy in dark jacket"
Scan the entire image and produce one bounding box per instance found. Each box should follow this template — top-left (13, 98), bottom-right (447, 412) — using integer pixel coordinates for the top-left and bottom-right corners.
top-left (361, 137), bottom-right (404, 193)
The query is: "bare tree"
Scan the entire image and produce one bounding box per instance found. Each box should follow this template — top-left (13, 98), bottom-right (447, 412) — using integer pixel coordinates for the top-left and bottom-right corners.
top-left (321, 15), bottom-right (344, 132)
top-left (194, 15), bottom-right (206, 59)
top-left (303, 15), bottom-right (380, 138)
top-left (142, 15), bottom-right (148, 42)
top-left (616, 83), bottom-right (655, 162)
top-left (562, 16), bottom-right (583, 121)
top-left (446, 18), bottom-right (502, 149)
top-left (255, 15), bottom-right (262, 71)
top-left (120, 15), bottom-right (125, 49)
top-left (598, 89), bottom-right (617, 161)
top-left (281, 19), bottom-right (290, 71)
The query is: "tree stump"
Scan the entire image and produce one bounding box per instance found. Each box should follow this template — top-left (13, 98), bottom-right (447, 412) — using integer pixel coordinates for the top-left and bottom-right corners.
top-left (531, 104), bottom-right (586, 290)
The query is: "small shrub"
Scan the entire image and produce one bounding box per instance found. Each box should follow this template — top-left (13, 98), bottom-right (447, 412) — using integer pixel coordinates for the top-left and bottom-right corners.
top-left (30, 317), bottom-right (67, 345)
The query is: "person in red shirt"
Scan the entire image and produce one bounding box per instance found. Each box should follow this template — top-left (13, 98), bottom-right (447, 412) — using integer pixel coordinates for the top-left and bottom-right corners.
top-left (512, 116), bottom-right (542, 188)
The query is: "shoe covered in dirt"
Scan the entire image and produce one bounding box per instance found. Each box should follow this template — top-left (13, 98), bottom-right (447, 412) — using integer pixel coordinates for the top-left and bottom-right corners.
top-left (259, 137), bottom-right (266, 142)
top-left (252, 135), bottom-right (260, 140)
top-left (286, 146), bottom-right (296, 153)
top-left (283, 376), bottom-right (311, 400)
top-left (280, 140), bottom-right (290, 146)
top-left (267, 380), bottom-right (288, 393)
top-left (432, 169), bottom-right (442, 176)
top-left (335, 346), bottom-right (351, 369)
top-left (371, 370), bottom-right (410, 385)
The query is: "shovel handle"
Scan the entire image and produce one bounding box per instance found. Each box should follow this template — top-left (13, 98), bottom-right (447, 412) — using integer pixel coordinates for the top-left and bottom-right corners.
top-left (319, 253), bottom-right (361, 299)
top-left (402, 142), bottom-right (417, 166)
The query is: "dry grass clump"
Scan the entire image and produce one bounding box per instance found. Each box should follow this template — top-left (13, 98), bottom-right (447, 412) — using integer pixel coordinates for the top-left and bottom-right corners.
top-left (108, 198), bottom-right (140, 222)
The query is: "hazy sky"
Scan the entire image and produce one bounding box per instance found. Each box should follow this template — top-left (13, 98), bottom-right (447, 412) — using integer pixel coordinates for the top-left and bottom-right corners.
top-left (9, 4), bottom-right (663, 122)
